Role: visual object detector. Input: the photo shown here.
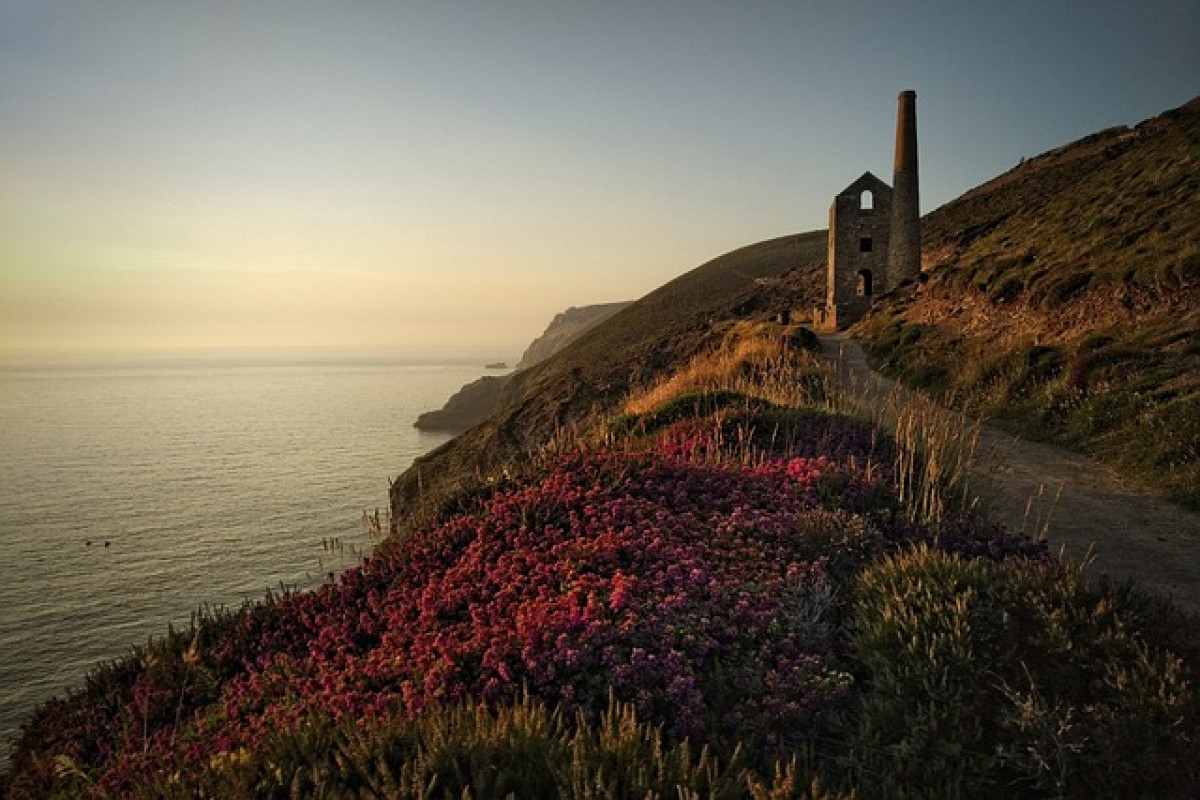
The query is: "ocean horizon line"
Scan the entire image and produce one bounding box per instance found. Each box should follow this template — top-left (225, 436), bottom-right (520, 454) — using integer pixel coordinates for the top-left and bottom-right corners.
top-left (0, 344), bottom-right (518, 372)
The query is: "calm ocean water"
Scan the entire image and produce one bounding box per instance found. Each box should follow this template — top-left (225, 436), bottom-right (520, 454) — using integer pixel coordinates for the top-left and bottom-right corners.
top-left (0, 353), bottom-right (492, 750)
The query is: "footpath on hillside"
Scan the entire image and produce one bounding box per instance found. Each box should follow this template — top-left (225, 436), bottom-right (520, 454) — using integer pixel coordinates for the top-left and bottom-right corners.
top-left (818, 332), bottom-right (1200, 615)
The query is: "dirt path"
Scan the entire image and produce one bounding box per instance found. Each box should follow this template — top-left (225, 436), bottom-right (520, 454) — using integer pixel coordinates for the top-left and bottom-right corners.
top-left (818, 333), bottom-right (1200, 614)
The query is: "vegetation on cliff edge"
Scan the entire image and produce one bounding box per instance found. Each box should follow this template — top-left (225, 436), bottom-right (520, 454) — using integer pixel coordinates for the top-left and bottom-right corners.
top-left (8, 100), bottom-right (1200, 795)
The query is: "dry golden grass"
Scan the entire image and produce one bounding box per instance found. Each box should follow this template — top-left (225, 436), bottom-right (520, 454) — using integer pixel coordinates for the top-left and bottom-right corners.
top-left (624, 321), bottom-right (833, 415)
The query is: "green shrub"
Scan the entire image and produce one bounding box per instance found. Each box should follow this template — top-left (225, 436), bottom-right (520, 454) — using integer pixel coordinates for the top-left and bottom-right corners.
top-left (840, 546), bottom-right (1199, 798)
top-left (841, 546), bottom-right (1028, 795)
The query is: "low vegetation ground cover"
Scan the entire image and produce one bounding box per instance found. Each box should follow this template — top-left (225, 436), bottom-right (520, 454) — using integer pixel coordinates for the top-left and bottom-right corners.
top-left (5, 327), bottom-right (1197, 798)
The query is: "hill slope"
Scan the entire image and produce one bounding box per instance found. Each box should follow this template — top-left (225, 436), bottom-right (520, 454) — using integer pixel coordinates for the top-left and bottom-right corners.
top-left (389, 231), bottom-right (827, 530)
top-left (514, 301), bottom-right (634, 371)
top-left (855, 97), bottom-right (1200, 507)
top-left (10, 111), bottom-right (1200, 790)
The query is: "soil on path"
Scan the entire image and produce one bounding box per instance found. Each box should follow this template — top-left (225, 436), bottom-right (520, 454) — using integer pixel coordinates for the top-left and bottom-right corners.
top-left (818, 332), bottom-right (1200, 614)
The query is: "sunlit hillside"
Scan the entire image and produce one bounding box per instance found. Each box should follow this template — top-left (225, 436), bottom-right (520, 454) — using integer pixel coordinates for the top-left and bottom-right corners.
top-left (7, 99), bottom-right (1200, 800)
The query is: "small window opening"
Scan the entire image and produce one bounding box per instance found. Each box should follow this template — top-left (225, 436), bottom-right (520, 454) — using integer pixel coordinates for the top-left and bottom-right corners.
top-left (856, 269), bottom-right (874, 297)
top-left (860, 189), bottom-right (874, 210)
top-left (859, 237), bottom-right (873, 253)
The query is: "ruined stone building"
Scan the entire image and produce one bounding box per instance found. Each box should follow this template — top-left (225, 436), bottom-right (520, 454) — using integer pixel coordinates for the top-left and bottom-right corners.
top-left (816, 90), bottom-right (921, 330)
top-left (821, 171), bottom-right (892, 330)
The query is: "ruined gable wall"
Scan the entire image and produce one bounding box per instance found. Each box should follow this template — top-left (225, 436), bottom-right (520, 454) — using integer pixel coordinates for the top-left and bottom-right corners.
top-left (826, 179), bottom-right (891, 327)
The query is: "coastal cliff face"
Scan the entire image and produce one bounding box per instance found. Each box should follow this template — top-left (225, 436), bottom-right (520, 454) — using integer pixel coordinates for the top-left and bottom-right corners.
top-left (11, 104), bottom-right (1200, 798)
top-left (513, 302), bottom-right (632, 371)
top-left (412, 375), bottom-right (509, 432)
top-left (413, 301), bottom-right (632, 432)
top-left (396, 98), bottom-right (1200, 526)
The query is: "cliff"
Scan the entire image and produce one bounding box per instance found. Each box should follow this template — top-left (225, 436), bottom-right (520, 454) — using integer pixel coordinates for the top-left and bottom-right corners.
top-left (11, 259), bottom-right (1197, 796)
top-left (10, 101), bottom-right (1200, 794)
top-left (514, 302), bottom-right (632, 371)
top-left (399, 97), bottom-right (1200, 523)
top-left (413, 301), bottom-right (633, 432)
top-left (412, 374), bottom-right (510, 432)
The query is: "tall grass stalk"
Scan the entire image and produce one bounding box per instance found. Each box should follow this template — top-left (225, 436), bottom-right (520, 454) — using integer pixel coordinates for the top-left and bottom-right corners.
top-left (879, 386), bottom-right (980, 526)
top-left (815, 337), bottom-right (983, 525)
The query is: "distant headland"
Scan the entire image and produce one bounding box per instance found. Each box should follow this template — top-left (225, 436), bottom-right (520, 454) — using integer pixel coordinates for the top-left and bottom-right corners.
top-left (414, 301), bottom-right (631, 432)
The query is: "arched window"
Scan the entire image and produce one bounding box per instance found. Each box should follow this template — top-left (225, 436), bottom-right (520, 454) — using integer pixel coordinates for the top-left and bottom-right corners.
top-left (856, 269), bottom-right (873, 297)
top-left (860, 189), bottom-right (874, 210)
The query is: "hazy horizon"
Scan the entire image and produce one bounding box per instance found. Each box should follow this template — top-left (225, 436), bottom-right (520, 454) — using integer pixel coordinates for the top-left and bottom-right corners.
top-left (0, 341), bottom-right (523, 368)
top-left (3, 1), bottom-right (1197, 355)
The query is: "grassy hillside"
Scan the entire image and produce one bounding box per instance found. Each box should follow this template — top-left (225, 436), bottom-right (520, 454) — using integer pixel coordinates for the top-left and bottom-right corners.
top-left (855, 97), bottom-right (1200, 508)
top-left (389, 230), bottom-right (828, 533)
top-left (8, 327), bottom-right (1196, 797)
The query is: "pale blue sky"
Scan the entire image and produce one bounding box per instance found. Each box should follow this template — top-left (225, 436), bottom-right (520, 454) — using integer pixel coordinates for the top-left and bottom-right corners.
top-left (1, 1), bottom-right (1196, 356)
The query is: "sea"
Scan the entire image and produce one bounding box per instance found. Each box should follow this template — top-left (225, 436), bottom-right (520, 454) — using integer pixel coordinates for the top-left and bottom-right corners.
top-left (0, 351), bottom-right (496, 752)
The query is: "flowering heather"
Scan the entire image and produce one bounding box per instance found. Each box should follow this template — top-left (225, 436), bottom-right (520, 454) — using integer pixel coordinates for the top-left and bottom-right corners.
top-left (5, 411), bottom-right (1049, 796)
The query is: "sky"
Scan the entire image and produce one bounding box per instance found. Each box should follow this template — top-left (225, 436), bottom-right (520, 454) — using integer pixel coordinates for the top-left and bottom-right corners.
top-left (1, 1), bottom-right (1196, 358)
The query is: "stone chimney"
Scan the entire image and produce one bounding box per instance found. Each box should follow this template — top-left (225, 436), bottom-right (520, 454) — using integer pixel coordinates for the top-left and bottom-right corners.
top-left (888, 90), bottom-right (921, 287)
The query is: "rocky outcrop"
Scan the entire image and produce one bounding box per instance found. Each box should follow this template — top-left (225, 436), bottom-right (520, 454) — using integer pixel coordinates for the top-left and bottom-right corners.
top-left (412, 375), bottom-right (509, 432)
top-left (514, 302), bottom-right (631, 371)
top-left (413, 301), bottom-right (632, 432)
